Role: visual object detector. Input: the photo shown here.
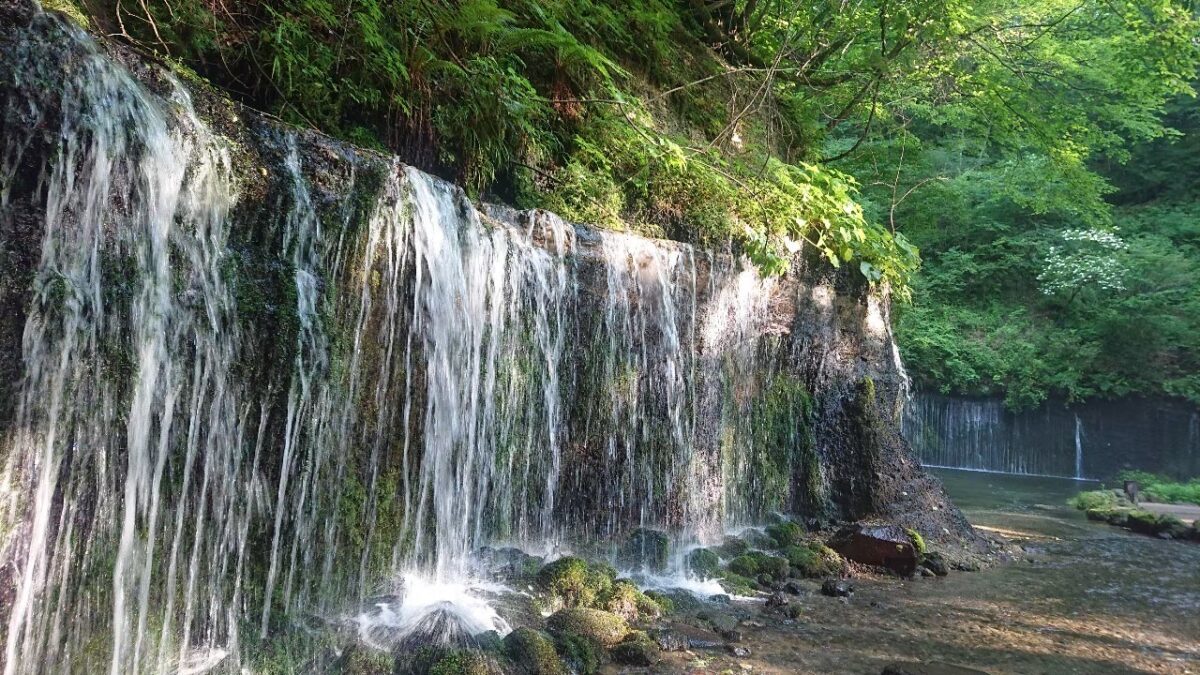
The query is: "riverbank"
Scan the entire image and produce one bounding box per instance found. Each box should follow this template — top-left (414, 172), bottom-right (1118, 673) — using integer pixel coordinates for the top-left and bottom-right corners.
top-left (1142, 502), bottom-right (1200, 526)
top-left (621, 469), bottom-right (1200, 674)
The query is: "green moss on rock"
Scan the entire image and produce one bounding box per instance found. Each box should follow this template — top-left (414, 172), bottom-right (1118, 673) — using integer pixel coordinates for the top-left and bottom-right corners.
top-left (684, 547), bottom-right (721, 577)
top-left (428, 650), bottom-right (492, 675)
top-left (598, 579), bottom-right (661, 622)
top-left (727, 551), bottom-right (789, 580)
top-left (546, 608), bottom-right (629, 648)
top-left (610, 631), bottom-right (659, 667)
top-left (502, 628), bottom-right (564, 675)
top-left (766, 521), bottom-right (804, 549)
top-left (617, 528), bottom-right (670, 572)
top-left (904, 528), bottom-right (927, 557)
top-left (783, 542), bottom-right (844, 578)
top-left (535, 557), bottom-right (612, 610)
top-left (718, 572), bottom-right (757, 596)
top-left (643, 590), bottom-right (675, 614)
top-left (552, 633), bottom-right (600, 675)
top-left (716, 536), bottom-right (749, 558)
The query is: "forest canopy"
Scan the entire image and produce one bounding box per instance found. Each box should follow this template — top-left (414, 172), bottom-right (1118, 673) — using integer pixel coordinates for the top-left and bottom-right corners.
top-left (58, 0), bottom-right (1200, 406)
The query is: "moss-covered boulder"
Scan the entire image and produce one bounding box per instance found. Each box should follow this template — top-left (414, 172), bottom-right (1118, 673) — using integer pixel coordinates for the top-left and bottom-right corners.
top-left (741, 528), bottom-right (777, 550)
top-left (610, 631), bottom-right (659, 666)
top-left (782, 542), bottom-right (844, 578)
top-left (546, 608), bottom-right (629, 648)
top-left (717, 536), bottom-right (749, 558)
top-left (598, 579), bottom-right (663, 622)
top-left (684, 547), bottom-right (720, 577)
top-left (502, 628), bottom-right (565, 675)
top-left (766, 521), bottom-right (804, 549)
top-left (727, 554), bottom-right (758, 578)
top-left (1126, 510), bottom-right (1163, 535)
top-left (478, 546), bottom-right (543, 582)
top-left (535, 557), bottom-right (613, 609)
top-left (552, 633), bottom-right (600, 675)
top-left (726, 551), bottom-right (790, 581)
top-left (718, 572), bottom-right (757, 596)
top-left (643, 589), bottom-right (679, 614)
top-left (617, 528), bottom-right (670, 572)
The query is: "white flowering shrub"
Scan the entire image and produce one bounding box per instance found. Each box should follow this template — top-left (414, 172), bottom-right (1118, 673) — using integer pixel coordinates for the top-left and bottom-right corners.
top-left (1037, 228), bottom-right (1128, 299)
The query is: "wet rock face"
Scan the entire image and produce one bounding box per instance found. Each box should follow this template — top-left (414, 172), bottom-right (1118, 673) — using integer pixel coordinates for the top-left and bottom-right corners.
top-left (0, 5), bottom-right (983, 671)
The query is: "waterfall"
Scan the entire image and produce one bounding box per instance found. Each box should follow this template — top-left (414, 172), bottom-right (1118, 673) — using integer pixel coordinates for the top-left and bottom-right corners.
top-left (904, 392), bottom-right (1200, 481)
top-left (1, 16), bottom-right (245, 673)
top-left (1074, 414), bottom-right (1084, 480)
top-left (0, 9), bottom-right (831, 672)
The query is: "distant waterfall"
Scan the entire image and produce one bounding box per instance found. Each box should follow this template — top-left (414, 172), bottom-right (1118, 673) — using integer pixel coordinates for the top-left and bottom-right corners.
top-left (0, 10), bottom-right (825, 672)
top-left (904, 392), bottom-right (1200, 481)
top-left (1074, 415), bottom-right (1084, 480)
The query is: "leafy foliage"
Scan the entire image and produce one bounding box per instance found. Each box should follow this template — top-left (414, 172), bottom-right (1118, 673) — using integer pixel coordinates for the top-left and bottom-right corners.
top-left (62, 0), bottom-right (1200, 402)
top-left (1037, 229), bottom-right (1128, 301)
top-left (1117, 471), bottom-right (1200, 506)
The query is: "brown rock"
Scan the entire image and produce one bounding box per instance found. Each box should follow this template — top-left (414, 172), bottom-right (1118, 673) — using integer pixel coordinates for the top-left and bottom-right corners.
top-left (829, 524), bottom-right (918, 576)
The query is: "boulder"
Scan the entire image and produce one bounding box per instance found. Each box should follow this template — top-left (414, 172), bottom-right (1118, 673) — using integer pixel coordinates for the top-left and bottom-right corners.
top-left (545, 608), bottom-right (629, 648)
top-left (783, 542), bottom-right (845, 578)
top-left (921, 552), bottom-right (949, 577)
top-left (765, 521), bottom-right (804, 548)
top-left (340, 646), bottom-right (395, 675)
top-left (610, 631), bottom-right (659, 666)
top-left (765, 592), bottom-right (789, 608)
top-left (502, 628), bottom-right (565, 675)
top-left (717, 535), bottom-right (749, 558)
top-left (478, 546), bottom-right (543, 582)
top-left (821, 580), bottom-right (853, 597)
top-left (649, 629), bottom-right (689, 652)
top-left (535, 557), bottom-right (612, 610)
top-left (618, 528), bottom-right (670, 572)
top-left (684, 547), bottom-right (721, 577)
top-left (741, 528), bottom-right (777, 550)
top-left (828, 524), bottom-right (919, 576)
top-left (599, 579), bottom-right (659, 622)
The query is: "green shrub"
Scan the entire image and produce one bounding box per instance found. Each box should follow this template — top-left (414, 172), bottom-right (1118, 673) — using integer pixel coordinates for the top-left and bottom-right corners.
top-left (1117, 471), bottom-right (1200, 506)
top-left (1069, 490), bottom-right (1118, 511)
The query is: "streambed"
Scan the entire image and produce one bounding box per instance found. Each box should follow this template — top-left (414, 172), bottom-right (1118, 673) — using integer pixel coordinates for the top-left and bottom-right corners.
top-left (636, 469), bottom-right (1200, 674)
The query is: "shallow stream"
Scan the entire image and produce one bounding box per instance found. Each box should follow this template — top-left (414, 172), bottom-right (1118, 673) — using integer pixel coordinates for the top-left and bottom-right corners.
top-left (644, 469), bottom-right (1200, 674)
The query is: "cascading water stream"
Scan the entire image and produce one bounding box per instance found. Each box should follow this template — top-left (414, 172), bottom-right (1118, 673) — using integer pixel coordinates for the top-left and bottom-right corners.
top-left (1, 8), bottom-right (834, 672)
top-left (1074, 414), bottom-right (1084, 480)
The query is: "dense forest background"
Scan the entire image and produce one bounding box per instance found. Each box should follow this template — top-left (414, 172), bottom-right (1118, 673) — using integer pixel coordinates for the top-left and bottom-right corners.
top-left (50, 0), bottom-right (1200, 409)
